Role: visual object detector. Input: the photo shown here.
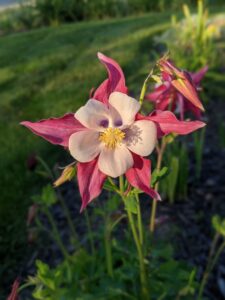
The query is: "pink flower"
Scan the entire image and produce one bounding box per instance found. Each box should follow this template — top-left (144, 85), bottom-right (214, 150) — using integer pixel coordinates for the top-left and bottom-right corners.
top-left (21, 53), bottom-right (206, 210)
top-left (146, 59), bottom-right (208, 120)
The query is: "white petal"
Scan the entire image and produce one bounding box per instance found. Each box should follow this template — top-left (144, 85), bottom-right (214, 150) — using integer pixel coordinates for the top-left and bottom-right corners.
top-left (69, 130), bottom-right (101, 162)
top-left (109, 92), bottom-right (140, 127)
top-left (75, 99), bottom-right (110, 131)
top-left (98, 145), bottom-right (133, 178)
top-left (124, 120), bottom-right (157, 156)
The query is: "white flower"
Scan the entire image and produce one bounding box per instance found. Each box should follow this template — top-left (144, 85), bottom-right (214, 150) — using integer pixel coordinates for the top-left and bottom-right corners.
top-left (69, 92), bottom-right (157, 178)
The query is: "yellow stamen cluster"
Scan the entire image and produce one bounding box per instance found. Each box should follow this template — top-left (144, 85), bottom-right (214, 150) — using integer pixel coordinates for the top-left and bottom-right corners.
top-left (99, 127), bottom-right (125, 149)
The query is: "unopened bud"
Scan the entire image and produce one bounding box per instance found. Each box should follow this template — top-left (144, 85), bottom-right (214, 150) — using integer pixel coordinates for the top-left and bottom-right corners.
top-left (54, 165), bottom-right (76, 187)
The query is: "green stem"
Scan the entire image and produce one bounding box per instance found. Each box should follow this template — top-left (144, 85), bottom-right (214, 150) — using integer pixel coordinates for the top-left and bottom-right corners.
top-left (209, 240), bottom-right (225, 274)
top-left (194, 127), bottom-right (205, 179)
top-left (57, 193), bottom-right (79, 244)
top-left (36, 215), bottom-right (52, 236)
top-left (120, 176), bottom-right (149, 299)
top-left (36, 156), bottom-right (54, 179)
top-left (197, 0), bottom-right (204, 40)
top-left (104, 221), bottom-right (113, 278)
top-left (84, 209), bottom-right (96, 258)
top-left (43, 207), bottom-right (71, 261)
top-left (136, 193), bottom-right (144, 246)
top-left (139, 72), bottom-right (153, 106)
top-left (127, 206), bottom-right (149, 299)
top-left (37, 157), bottom-right (79, 244)
top-left (197, 238), bottom-right (225, 300)
top-left (150, 199), bottom-right (157, 234)
top-left (18, 282), bottom-right (35, 293)
top-left (108, 177), bottom-right (120, 193)
top-left (150, 139), bottom-right (166, 233)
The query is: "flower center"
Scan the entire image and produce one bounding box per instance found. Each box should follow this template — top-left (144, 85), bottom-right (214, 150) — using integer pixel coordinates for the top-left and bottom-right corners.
top-left (99, 128), bottom-right (125, 149)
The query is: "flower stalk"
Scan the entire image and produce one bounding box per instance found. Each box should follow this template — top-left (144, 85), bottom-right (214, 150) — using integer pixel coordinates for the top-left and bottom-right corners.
top-left (84, 209), bottom-right (96, 259)
top-left (119, 176), bottom-right (149, 300)
top-left (197, 236), bottom-right (225, 300)
top-left (37, 156), bottom-right (79, 244)
top-left (136, 193), bottom-right (144, 246)
top-left (104, 219), bottom-right (114, 278)
top-left (43, 207), bottom-right (72, 261)
top-left (150, 138), bottom-right (167, 233)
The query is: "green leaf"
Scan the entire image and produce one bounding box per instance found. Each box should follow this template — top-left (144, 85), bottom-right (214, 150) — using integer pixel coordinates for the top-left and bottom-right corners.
top-left (124, 194), bottom-right (138, 214)
top-left (164, 133), bottom-right (177, 144)
top-left (36, 260), bottom-right (50, 275)
top-left (31, 185), bottom-right (57, 207)
top-left (103, 181), bottom-right (115, 192)
top-left (42, 185), bottom-right (57, 206)
top-left (167, 157), bottom-right (179, 204)
top-left (212, 215), bottom-right (225, 236)
top-left (105, 194), bottom-right (121, 212)
top-left (151, 166), bottom-right (169, 187)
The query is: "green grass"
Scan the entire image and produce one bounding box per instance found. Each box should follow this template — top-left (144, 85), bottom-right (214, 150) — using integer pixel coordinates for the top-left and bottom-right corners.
top-left (0, 12), bottom-right (170, 295)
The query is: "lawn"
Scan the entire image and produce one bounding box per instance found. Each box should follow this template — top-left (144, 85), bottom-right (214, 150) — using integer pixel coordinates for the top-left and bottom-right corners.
top-left (0, 12), bottom-right (171, 294)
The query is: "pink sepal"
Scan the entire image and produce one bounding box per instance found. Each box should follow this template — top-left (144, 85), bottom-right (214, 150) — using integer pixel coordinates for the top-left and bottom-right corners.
top-left (21, 113), bottom-right (85, 147)
top-left (77, 159), bottom-right (106, 211)
top-left (93, 52), bottom-right (128, 105)
top-left (136, 111), bottom-right (206, 137)
top-left (192, 65), bottom-right (208, 85)
top-left (126, 154), bottom-right (160, 200)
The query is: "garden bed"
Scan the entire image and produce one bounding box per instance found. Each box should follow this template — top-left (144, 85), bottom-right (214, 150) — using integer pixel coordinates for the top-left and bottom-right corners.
top-left (17, 96), bottom-right (225, 300)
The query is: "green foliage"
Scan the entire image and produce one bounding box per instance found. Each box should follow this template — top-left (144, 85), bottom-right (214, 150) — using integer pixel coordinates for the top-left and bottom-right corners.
top-left (197, 215), bottom-right (225, 299)
top-left (33, 0), bottom-right (213, 25)
top-left (105, 194), bottom-right (121, 213)
top-left (212, 215), bottom-right (225, 237)
top-left (32, 184), bottom-right (57, 207)
top-left (19, 178), bottom-right (198, 300)
top-left (0, 0), bottom-right (161, 34)
top-left (124, 193), bottom-right (139, 215)
top-left (161, 141), bottom-right (189, 203)
top-left (167, 156), bottom-right (179, 204)
top-left (1, 0), bottom-right (222, 35)
top-left (0, 5), bottom-right (41, 35)
top-left (26, 242), bottom-right (197, 300)
top-left (155, 0), bottom-right (221, 70)
top-left (194, 127), bottom-right (206, 179)
top-left (151, 166), bottom-right (169, 187)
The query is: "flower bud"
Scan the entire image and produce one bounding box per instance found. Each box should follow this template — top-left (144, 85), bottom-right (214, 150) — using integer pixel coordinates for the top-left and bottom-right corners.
top-left (158, 57), bottom-right (205, 112)
top-left (54, 165), bottom-right (76, 187)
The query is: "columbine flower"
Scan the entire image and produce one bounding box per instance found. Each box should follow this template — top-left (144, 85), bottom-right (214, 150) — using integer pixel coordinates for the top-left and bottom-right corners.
top-left (21, 53), bottom-right (206, 210)
top-left (69, 92), bottom-right (156, 178)
top-left (146, 58), bottom-right (208, 120)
